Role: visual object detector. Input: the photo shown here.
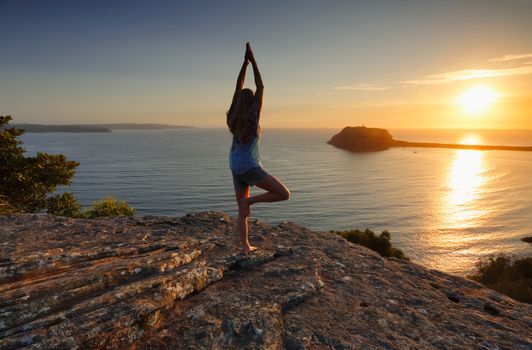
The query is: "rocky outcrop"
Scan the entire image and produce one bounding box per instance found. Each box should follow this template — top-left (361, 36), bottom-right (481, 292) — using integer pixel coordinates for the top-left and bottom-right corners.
top-left (0, 212), bottom-right (531, 349)
top-left (327, 126), bottom-right (394, 152)
top-left (328, 126), bottom-right (532, 152)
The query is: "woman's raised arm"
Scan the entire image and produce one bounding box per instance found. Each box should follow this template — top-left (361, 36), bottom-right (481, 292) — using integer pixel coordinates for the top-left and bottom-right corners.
top-left (228, 57), bottom-right (249, 115)
top-left (246, 43), bottom-right (264, 109)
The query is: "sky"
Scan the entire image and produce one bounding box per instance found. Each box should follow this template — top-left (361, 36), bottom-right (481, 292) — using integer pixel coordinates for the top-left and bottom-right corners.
top-left (1, 0), bottom-right (531, 129)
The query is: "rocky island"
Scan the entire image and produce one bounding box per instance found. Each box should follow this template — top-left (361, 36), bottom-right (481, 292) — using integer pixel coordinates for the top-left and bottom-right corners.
top-left (328, 126), bottom-right (532, 152)
top-left (1, 212), bottom-right (531, 349)
top-left (327, 127), bottom-right (394, 152)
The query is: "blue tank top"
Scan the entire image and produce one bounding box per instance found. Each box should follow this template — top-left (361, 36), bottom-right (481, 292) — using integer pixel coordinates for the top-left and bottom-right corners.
top-left (227, 99), bottom-right (262, 174)
top-left (229, 135), bottom-right (262, 174)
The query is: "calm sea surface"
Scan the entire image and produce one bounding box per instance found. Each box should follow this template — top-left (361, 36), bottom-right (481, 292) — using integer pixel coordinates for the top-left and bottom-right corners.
top-left (21, 128), bottom-right (532, 275)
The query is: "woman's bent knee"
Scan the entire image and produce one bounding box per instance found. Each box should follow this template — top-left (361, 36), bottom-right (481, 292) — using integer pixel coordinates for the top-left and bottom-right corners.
top-left (281, 188), bottom-right (290, 201)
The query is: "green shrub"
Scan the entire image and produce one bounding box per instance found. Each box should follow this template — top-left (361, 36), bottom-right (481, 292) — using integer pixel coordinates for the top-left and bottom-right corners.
top-left (469, 256), bottom-right (532, 304)
top-left (83, 196), bottom-right (135, 218)
top-left (0, 116), bottom-right (79, 212)
top-left (331, 228), bottom-right (409, 260)
top-left (47, 192), bottom-right (82, 218)
top-left (1, 116), bottom-right (136, 218)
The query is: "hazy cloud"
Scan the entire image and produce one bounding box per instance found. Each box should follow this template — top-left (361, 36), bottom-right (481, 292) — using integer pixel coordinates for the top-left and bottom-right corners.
top-left (402, 65), bottom-right (532, 85)
top-left (333, 84), bottom-right (390, 91)
top-left (489, 53), bottom-right (532, 62)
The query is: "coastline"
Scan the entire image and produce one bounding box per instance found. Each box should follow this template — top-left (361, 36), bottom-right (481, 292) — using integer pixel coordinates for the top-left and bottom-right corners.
top-left (392, 140), bottom-right (532, 152)
top-left (13, 123), bottom-right (194, 133)
top-left (327, 126), bottom-right (532, 152)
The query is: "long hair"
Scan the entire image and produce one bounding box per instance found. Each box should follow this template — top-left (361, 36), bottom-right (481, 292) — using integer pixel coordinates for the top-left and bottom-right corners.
top-left (227, 88), bottom-right (254, 138)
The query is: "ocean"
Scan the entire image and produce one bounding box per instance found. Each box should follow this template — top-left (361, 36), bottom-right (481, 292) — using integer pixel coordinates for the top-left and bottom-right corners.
top-left (21, 128), bottom-right (532, 275)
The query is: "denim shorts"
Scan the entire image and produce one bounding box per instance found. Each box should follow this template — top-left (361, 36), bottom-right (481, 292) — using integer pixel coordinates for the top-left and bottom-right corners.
top-left (232, 166), bottom-right (269, 191)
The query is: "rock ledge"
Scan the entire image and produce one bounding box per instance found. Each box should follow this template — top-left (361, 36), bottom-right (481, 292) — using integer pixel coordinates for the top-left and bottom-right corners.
top-left (1, 212), bottom-right (531, 349)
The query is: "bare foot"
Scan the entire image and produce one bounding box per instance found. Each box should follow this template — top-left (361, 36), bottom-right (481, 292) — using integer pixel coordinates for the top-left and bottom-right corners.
top-left (242, 245), bottom-right (257, 255)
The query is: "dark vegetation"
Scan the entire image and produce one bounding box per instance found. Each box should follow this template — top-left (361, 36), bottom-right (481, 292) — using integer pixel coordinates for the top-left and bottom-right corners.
top-left (47, 192), bottom-right (82, 217)
top-left (469, 256), bottom-right (532, 304)
top-left (0, 116), bottom-right (79, 213)
top-left (331, 228), bottom-right (409, 260)
top-left (47, 194), bottom-right (135, 218)
top-left (1, 116), bottom-right (135, 218)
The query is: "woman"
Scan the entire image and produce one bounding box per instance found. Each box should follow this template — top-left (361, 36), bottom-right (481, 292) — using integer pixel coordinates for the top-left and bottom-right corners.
top-left (227, 42), bottom-right (290, 255)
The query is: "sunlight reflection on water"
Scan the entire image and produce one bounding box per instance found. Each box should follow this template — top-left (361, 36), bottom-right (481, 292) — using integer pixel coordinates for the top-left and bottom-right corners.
top-left (445, 149), bottom-right (487, 229)
top-left (429, 135), bottom-right (496, 273)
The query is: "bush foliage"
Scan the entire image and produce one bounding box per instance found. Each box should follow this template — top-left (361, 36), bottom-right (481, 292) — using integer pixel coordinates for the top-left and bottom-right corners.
top-left (47, 194), bottom-right (135, 219)
top-left (469, 256), bottom-right (532, 304)
top-left (84, 196), bottom-right (135, 218)
top-left (47, 192), bottom-right (82, 218)
top-left (0, 116), bottom-right (79, 212)
top-left (1, 116), bottom-right (135, 218)
top-left (331, 228), bottom-right (409, 260)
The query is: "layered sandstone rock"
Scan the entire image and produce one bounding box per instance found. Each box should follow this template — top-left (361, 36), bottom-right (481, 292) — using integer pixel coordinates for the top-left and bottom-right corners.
top-left (0, 212), bottom-right (530, 349)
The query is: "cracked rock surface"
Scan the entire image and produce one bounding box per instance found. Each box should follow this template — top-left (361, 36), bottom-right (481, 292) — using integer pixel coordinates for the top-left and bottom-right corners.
top-left (0, 211), bottom-right (531, 349)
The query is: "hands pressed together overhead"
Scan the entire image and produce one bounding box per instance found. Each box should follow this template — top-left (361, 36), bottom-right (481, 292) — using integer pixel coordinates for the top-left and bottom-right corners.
top-left (230, 41), bottom-right (263, 111)
top-left (245, 42), bottom-right (255, 63)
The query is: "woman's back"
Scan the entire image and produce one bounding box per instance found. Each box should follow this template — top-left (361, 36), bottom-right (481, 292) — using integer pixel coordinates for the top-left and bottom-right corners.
top-left (228, 99), bottom-right (262, 174)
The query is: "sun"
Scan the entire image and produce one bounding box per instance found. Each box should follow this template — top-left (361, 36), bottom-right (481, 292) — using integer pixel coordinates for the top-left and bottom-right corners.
top-left (456, 86), bottom-right (499, 115)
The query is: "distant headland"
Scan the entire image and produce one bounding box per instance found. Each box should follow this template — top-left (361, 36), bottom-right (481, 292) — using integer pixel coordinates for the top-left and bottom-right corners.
top-left (328, 126), bottom-right (532, 152)
top-left (12, 123), bottom-right (193, 133)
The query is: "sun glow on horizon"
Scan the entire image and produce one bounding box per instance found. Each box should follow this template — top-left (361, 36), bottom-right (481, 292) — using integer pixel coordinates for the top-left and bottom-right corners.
top-left (456, 86), bottom-right (499, 115)
top-left (459, 135), bottom-right (481, 145)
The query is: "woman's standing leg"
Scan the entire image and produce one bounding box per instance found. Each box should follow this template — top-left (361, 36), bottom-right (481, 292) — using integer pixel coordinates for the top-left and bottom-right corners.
top-left (235, 185), bottom-right (256, 254)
